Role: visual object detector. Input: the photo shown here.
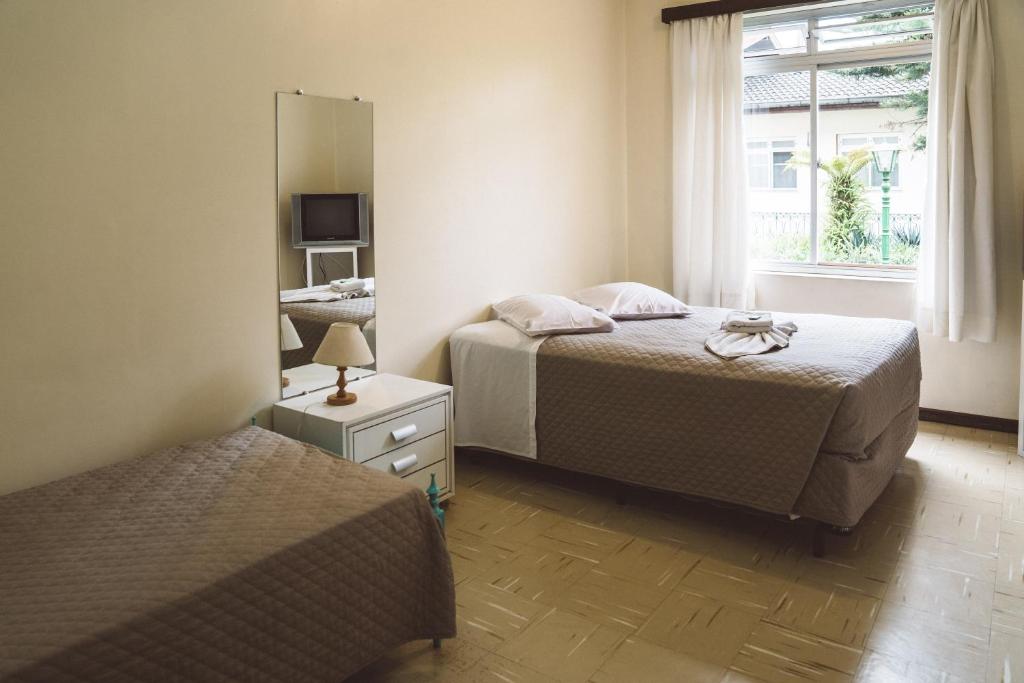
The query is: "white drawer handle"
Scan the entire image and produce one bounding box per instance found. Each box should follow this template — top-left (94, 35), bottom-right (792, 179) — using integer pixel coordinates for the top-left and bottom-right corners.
top-left (391, 424), bottom-right (418, 442)
top-left (391, 453), bottom-right (418, 474)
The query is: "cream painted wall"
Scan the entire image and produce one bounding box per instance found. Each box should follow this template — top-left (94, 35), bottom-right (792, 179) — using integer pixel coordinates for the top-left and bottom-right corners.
top-left (624, 0), bottom-right (1024, 419)
top-left (331, 100), bottom-right (375, 280)
top-left (0, 0), bottom-right (626, 494)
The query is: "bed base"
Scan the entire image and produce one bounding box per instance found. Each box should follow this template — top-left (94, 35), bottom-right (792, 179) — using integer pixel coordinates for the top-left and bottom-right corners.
top-left (812, 523), bottom-right (855, 558)
top-left (617, 481), bottom-right (855, 558)
top-left (461, 450), bottom-right (867, 559)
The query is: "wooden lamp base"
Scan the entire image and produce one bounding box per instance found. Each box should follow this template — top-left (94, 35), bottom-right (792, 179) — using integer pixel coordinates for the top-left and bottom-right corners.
top-left (325, 366), bottom-right (358, 406)
top-left (326, 391), bottom-right (357, 406)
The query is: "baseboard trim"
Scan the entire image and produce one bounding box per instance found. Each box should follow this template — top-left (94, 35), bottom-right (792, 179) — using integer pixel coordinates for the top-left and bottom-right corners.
top-left (919, 407), bottom-right (1019, 434)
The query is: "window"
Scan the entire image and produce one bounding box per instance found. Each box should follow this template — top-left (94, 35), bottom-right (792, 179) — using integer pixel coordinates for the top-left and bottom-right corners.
top-left (742, 2), bottom-right (932, 273)
top-left (747, 139), bottom-right (798, 189)
top-left (817, 10), bottom-right (934, 51)
top-left (838, 134), bottom-right (901, 188)
top-left (743, 22), bottom-right (807, 58)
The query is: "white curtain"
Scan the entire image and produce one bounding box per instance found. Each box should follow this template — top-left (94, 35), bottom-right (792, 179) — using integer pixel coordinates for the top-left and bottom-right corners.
top-left (917, 0), bottom-right (996, 342)
top-left (670, 13), bottom-right (749, 309)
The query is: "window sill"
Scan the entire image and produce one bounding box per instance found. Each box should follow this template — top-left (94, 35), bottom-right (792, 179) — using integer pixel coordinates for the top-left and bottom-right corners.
top-left (753, 263), bottom-right (917, 282)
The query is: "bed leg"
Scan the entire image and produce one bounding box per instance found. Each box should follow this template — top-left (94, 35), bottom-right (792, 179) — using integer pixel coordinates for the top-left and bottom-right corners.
top-left (432, 638), bottom-right (441, 650)
top-left (812, 523), bottom-right (854, 558)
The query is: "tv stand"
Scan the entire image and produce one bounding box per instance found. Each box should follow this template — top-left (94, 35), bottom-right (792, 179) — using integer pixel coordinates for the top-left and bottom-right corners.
top-left (305, 246), bottom-right (358, 286)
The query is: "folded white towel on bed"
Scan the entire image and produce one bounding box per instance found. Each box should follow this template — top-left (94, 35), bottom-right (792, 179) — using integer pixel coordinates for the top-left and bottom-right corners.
top-left (330, 278), bottom-right (365, 293)
top-left (279, 284), bottom-right (374, 303)
top-left (332, 288), bottom-right (371, 300)
top-left (724, 310), bottom-right (774, 334)
top-left (705, 321), bottom-right (798, 359)
top-left (280, 285), bottom-right (346, 303)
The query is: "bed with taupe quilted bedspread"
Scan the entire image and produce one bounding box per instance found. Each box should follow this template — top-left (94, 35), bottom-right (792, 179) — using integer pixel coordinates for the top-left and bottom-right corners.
top-left (452, 307), bottom-right (922, 528)
top-left (0, 426), bottom-right (455, 682)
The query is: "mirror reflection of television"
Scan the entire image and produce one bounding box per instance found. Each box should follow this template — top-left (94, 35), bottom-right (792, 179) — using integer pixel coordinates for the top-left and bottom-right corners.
top-left (291, 193), bottom-right (368, 247)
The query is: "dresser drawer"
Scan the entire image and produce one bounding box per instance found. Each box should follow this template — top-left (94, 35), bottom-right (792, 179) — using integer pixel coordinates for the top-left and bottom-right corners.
top-left (362, 431), bottom-right (447, 477)
top-left (352, 400), bottom-right (446, 463)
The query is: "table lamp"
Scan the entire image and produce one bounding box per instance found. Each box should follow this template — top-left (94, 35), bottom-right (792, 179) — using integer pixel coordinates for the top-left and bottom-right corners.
top-left (313, 322), bottom-right (375, 406)
top-left (280, 314), bottom-right (303, 387)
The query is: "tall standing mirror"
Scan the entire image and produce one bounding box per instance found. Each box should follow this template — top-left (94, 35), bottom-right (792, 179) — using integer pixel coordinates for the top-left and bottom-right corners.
top-left (277, 93), bottom-right (376, 398)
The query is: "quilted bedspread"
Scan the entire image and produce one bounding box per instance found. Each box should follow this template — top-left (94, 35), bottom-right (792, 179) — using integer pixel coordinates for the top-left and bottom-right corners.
top-left (0, 426), bottom-right (455, 682)
top-left (535, 307), bottom-right (921, 525)
top-left (281, 297), bottom-right (375, 369)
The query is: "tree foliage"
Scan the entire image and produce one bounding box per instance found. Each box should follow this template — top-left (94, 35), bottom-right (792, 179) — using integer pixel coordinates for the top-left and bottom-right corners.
top-left (787, 148), bottom-right (876, 259)
top-left (833, 8), bottom-right (932, 150)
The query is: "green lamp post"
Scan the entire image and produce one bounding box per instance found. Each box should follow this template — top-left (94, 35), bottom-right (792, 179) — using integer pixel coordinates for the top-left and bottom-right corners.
top-left (871, 145), bottom-right (900, 265)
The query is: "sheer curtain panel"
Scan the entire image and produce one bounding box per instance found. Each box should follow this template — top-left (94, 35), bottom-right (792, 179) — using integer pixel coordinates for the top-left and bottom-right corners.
top-left (670, 13), bottom-right (749, 309)
top-left (917, 0), bottom-right (996, 342)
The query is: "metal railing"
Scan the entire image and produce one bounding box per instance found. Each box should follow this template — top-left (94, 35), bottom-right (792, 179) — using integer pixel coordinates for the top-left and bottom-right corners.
top-left (751, 212), bottom-right (813, 238)
top-left (750, 211), bottom-right (921, 239)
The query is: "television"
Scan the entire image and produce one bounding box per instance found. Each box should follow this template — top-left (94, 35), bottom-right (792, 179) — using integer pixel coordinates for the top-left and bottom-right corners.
top-left (291, 193), bottom-right (369, 248)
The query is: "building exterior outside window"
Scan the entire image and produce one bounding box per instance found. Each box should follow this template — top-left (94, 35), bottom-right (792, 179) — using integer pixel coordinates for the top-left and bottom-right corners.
top-left (742, 3), bottom-right (932, 272)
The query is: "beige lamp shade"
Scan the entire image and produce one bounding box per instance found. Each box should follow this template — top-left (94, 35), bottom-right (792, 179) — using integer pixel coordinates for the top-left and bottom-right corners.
top-left (280, 314), bottom-right (303, 351)
top-left (313, 322), bottom-right (374, 367)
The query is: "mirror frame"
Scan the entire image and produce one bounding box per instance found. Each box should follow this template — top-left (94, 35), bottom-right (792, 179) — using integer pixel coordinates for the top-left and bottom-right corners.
top-left (275, 91), bottom-right (376, 400)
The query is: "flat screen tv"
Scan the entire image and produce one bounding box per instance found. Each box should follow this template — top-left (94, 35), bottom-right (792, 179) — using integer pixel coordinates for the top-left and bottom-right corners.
top-left (291, 193), bottom-right (369, 248)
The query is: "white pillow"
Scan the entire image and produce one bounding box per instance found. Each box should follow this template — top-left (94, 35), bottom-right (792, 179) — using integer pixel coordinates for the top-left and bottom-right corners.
top-left (572, 282), bottom-right (691, 320)
top-left (492, 294), bottom-right (618, 337)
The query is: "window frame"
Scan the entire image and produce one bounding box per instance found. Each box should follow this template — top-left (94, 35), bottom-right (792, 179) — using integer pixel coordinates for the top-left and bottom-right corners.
top-left (746, 137), bottom-right (800, 191)
top-left (743, 4), bottom-right (932, 279)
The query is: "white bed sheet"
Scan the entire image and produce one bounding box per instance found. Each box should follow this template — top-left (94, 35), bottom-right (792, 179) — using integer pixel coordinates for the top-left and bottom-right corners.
top-left (449, 320), bottom-right (544, 460)
top-left (279, 284), bottom-right (373, 303)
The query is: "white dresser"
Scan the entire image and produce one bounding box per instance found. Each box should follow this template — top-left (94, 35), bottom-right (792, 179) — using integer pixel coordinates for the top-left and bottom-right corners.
top-left (273, 373), bottom-right (454, 500)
